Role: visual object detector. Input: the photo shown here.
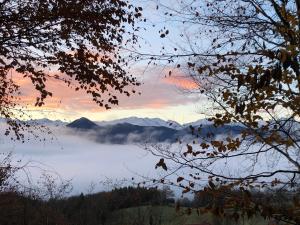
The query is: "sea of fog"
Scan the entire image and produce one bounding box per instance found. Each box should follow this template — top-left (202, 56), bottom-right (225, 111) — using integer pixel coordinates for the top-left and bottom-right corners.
top-left (0, 124), bottom-right (295, 197)
top-left (0, 126), bottom-right (169, 195)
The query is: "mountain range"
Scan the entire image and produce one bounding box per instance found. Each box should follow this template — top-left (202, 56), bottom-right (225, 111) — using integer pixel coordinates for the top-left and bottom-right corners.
top-left (0, 116), bottom-right (245, 143)
top-left (3, 117), bottom-right (296, 144)
top-left (66, 117), bottom-right (244, 144)
top-left (25, 116), bottom-right (209, 129)
top-left (96, 117), bottom-right (183, 130)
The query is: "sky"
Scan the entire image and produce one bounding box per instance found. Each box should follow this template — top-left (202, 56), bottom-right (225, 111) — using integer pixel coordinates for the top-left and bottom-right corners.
top-left (15, 67), bottom-right (206, 124)
top-left (12, 1), bottom-right (209, 124)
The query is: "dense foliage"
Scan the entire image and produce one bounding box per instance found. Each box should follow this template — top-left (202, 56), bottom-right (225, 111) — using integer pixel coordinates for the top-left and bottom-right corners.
top-left (0, 0), bottom-right (142, 139)
top-left (0, 187), bottom-right (174, 225)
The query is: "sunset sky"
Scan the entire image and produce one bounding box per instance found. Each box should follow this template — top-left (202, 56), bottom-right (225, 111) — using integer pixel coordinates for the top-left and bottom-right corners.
top-left (16, 67), bottom-right (206, 124)
top-left (15, 1), bottom-right (207, 124)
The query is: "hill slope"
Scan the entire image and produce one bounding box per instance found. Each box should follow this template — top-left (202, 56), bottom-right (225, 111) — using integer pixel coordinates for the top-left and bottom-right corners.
top-left (67, 117), bottom-right (100, 130)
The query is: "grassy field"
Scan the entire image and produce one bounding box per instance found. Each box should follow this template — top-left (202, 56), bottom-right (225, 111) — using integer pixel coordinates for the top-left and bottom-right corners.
top-left (107, 205), bottom-right (268, 225)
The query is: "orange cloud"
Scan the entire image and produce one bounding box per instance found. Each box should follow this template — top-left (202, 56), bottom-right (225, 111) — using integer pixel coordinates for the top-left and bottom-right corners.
top-left (157, 68), bottom-right (199, 90)
top-left (163, 76), bottom-right (199, 90)
top-left (144, 99), bottom-right (168, 109)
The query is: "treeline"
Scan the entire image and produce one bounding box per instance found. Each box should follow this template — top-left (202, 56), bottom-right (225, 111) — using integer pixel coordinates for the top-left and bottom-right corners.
top-left (1, 183), bottom-right (297, 225)
top-left (54, 186), bottom-right (175, 225)
top-left (0, 191), bottom-right (67, 225)
top-left (0, 186), bottom-right (175, 225)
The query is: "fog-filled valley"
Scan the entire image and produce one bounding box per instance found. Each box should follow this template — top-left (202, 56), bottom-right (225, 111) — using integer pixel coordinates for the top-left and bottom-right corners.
top-left (0, 117), bottom-right (295, 196)
top-left (0, 120), bottom-right (165, 195)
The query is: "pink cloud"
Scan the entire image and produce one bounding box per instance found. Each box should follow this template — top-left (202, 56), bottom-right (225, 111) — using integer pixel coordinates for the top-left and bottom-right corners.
top-left (163, 76), bottom-right (199, 90)
top-left (10, 67), bottom-right (200, 113)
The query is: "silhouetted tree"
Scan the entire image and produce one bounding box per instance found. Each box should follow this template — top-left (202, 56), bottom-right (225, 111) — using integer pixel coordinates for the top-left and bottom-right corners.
top-left (0, 0), bottom-right (142, 139)
top-left (143, 0), bottom-right (300, 224)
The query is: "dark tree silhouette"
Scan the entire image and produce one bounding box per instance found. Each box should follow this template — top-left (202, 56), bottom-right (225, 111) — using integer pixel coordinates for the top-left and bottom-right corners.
top-left (138, 0), bottom-right (300, 224)
top-left (0, 0), bottom-right (142, 139)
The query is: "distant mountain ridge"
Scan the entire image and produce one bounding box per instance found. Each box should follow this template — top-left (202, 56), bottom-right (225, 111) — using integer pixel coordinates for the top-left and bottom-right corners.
top-left (2, 117), bottom-right (245, 144)
top-left (65, 117), bottom-right (180, 143)
top-left (65, 117), bottom-right (245, 144)
top-left (16, 116), bottom-right (210, 129)
top-left (0, 118), bottom-right (67, 127)
top-left (28, 118), bottom-right (67, 126)
top-left (96, 116), bottom-right (183, 130)
top-left (2, 116), bottom-right (295, 144)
